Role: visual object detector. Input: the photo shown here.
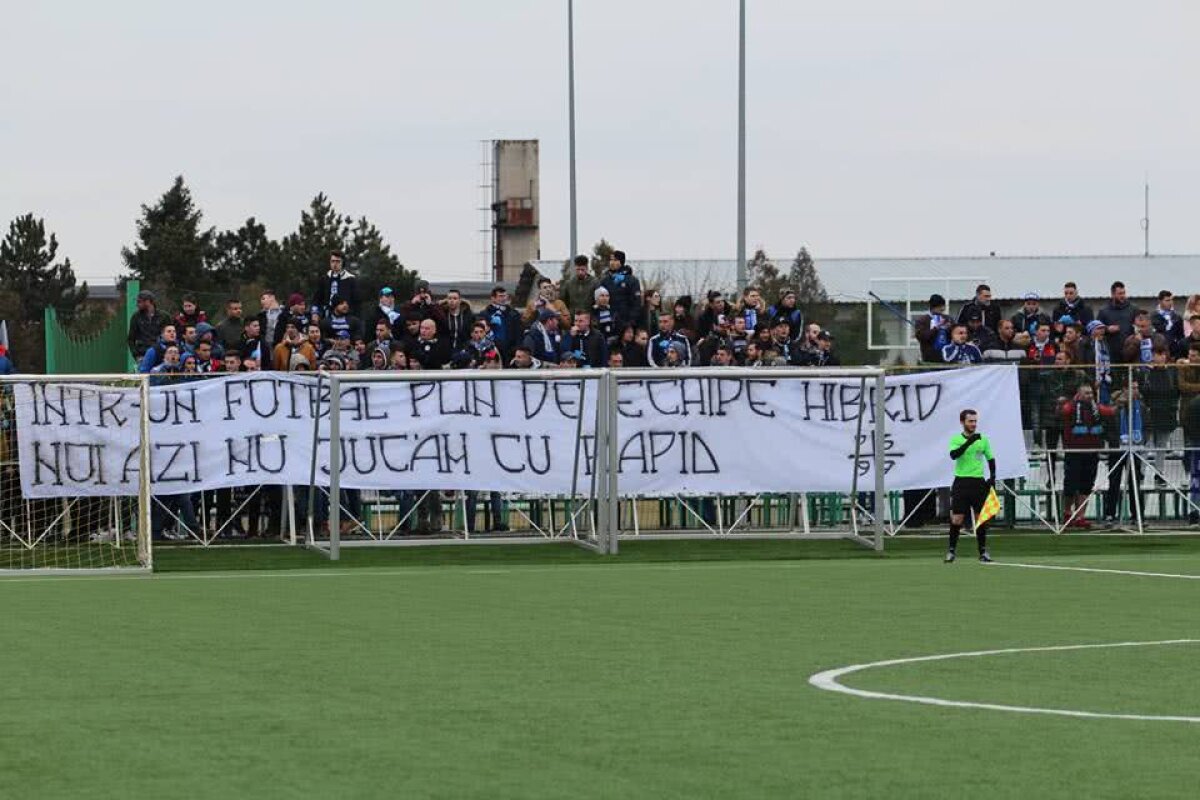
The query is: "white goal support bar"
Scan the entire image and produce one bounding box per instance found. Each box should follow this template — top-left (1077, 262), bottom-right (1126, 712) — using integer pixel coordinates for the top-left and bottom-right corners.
top-left (0, 373), bottom-right (153, 575)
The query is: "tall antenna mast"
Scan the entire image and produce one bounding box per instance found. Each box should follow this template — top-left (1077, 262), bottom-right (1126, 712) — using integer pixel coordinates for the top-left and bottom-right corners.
top-left (1141, 176), bottom-right (1150, 257)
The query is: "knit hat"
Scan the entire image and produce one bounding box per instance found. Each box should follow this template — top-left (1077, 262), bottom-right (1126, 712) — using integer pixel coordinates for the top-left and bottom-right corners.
top-left (288, 353), bottom-right (310, 371)
top-left (594, 287), bottom-right (609, 300)
top-left (288, 292), bottom-right (305, 307)
top-left (1086, 320), bottom-right (1105, 335)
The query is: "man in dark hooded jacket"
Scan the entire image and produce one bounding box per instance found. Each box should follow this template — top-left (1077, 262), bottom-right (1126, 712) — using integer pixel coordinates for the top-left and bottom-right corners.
top-left (598, 250), bottom-right (642, 328)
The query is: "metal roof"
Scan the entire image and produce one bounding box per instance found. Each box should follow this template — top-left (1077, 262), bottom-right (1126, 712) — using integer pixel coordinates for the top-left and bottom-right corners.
top-left (533, 254), bottom-right (1200, 304)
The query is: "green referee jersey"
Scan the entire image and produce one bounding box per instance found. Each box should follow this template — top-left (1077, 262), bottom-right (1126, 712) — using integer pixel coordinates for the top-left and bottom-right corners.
top-left (949, 432), bottom-right (993, 479)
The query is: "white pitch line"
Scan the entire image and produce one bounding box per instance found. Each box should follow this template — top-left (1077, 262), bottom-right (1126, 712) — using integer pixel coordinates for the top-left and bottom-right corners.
top-left (0, 557), bottom-right (884, 586)
top-left (809, 640), bottom-right (1200, 723)
top-left (992, 562), bottom-right (1200, 581)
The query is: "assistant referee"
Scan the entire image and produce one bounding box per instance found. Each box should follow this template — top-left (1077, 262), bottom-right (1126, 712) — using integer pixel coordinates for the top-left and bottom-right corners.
top-left (946, 408), bottom-right (996, 563)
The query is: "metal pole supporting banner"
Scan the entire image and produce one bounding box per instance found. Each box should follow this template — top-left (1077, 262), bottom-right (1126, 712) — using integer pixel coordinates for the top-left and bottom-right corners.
top-left (606, 370), bottom-right (621, 554)
top-left (138, 375), bottom-right (153, 568)
top-left (872, 372), bottom-right (887, 551)
top-left (328, 374), bottom-right (342, 561)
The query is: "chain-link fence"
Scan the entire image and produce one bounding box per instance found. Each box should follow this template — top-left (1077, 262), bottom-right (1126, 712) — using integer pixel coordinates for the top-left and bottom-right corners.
top-left (887, 362), bottom-right (1200, 532)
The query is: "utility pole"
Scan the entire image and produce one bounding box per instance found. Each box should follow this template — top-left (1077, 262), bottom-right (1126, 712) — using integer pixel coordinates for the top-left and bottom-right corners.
top-left (568, 0), bottom-right (579, 261)
top-left (735, 0), bottom-right (747, 292)
top-left (1141, 177), bottom-right (1150, 257)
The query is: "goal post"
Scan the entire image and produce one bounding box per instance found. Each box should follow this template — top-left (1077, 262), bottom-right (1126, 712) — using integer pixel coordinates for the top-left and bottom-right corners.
top-left (608, 367), bottom-right (888, 551)
top-left (0, 374), bottom-right (152, 574)
top-left (310, 369), bottom-right (615, 560)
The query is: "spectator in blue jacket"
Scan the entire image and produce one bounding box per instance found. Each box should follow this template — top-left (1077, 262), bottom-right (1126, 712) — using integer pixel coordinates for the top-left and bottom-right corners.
top-left (482, 286), bottom-right (522, 361)
top-left (522, 308), bottom-right (564, 364)
top-left (942, 324), bottom-right (983, 364)
top-left (138, 323), bottom-right (179, 373)
top-left (767, 289), bottom-right (804, 339)
top-left (648, 312), bottom-right (693, 367)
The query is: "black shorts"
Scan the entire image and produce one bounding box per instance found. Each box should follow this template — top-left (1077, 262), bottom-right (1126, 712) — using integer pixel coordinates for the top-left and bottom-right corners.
top-left (1063, 452), bottom-right (1100, 496)
top-left (950, 477), bottom-right (990, 516)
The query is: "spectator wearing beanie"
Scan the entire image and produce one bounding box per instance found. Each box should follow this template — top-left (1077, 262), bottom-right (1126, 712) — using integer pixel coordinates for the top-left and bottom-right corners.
top-left (766, 289), bottom-right (804, 339)
top-left (281, 292), bottom-right (309, 338)
top-left (1010, 293), bottom-right (1052, 338)
top-left (522, 308), bottom-right (565, 364)
top-left (592, 287), bottom-right (616, 342)
top-left (401, 280), bottom-right (447, 329)
top-left (597, 250), bottom-right (641, 328)
top-left (369, 287), bottom-right (404, 338)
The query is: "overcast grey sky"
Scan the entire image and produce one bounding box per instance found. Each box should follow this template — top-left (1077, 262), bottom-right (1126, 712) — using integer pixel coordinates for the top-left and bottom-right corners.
top-left (1, 0), bottom-right (1196, 284)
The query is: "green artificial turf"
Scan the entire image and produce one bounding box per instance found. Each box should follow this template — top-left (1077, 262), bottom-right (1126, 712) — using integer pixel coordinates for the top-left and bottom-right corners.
top-left (1, 535), bottom-right (1198, 798)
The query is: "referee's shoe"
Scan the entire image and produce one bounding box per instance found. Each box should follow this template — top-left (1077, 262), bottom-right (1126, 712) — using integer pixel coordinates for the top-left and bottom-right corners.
top-left (944, 551), bottom-right (956, 563)
top-left (979, 550), bottom-right (994, 563)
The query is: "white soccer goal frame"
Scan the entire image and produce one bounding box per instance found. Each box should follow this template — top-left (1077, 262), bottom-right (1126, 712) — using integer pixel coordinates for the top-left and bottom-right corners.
top-left (310, 367), bottom-right (887, 559)
top-left (0, 373), bottom-right (153, 576)
top-left (609, 367), bottom-right (887, 550)
top-left (314, 369), bottom-right (618, 560)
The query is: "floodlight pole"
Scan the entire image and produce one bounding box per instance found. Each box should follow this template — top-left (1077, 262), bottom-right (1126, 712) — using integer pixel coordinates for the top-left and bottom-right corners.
top-left (568, 0), bottom-right (579, 260)
top-left (735, 0), bottom-right (747, 293)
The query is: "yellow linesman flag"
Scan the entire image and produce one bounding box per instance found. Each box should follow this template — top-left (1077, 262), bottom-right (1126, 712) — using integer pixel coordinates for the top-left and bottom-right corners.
top-left (975, 487), bottom-right (1001, 529)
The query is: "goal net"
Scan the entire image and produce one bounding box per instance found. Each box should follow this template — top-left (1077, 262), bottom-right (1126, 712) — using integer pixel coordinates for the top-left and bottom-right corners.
top-left (307, 370), bottom-right (613, 559)
top-left (306, 367), bottom-right (887, 558)
top-left (0, 375), bottom-right (151, 574)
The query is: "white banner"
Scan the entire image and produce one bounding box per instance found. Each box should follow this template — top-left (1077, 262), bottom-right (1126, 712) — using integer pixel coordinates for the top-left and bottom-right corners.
top-left (613, 367), bottom-right (1027, 495)
top-left (14, 368), bottom-right (1026, 499)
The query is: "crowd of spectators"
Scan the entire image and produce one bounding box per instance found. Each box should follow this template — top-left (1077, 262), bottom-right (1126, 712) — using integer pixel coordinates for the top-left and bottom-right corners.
top-left (126, 250), bottom-right (844, 383)
top-left (910, 280), bottom-right (1200, 531)
top-left (118, 262), bottom-right (1200, 537)
top-left (122, 249), bottom-right (847, 539)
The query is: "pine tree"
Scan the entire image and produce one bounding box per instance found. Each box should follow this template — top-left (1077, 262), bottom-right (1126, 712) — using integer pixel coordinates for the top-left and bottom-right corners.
top-left (746, 248), bottom-right (787, 303)
top-left (590, 238), bottom-right (615, 278)
top-left (788, 247), bottom-right (827, 304)
top-left (121, 176), bottom-right (216, 293)
top-left (276, 194), bottom-right (417, 313)
top-left (210, 218), bottom-right (281, 289)
top-left (0, 214), bottom-right (88, 323)
top-left (277, 193), bottom-right (351, 288)
top-left (346, 216), bottom-right (417, 303)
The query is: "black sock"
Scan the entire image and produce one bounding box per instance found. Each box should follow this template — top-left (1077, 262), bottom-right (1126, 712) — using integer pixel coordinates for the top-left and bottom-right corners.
top-left (948, 523), bottom-right (961, 552)
top-left (976, 524), bottom-right (988, 554)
